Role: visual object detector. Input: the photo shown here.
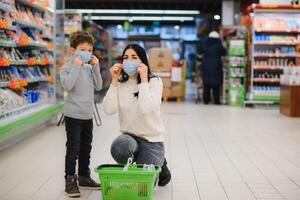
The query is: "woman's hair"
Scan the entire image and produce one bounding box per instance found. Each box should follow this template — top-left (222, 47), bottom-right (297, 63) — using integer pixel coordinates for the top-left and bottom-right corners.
top-left (119, 44), bottom-right (155, 84)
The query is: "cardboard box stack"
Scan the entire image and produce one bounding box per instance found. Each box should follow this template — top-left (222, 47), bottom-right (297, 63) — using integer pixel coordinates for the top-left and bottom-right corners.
top-left (149, 48), bottom-right (186, 101)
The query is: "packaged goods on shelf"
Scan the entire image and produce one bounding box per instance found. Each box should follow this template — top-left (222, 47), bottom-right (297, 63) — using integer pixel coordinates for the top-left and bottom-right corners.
top-left (226, 37), bottom-right (246, 106)
top-left (64, 14), bottom-right (82, 35)
top-left (228, 40), bottom-right (246, 56)
top-left (0, 0), bottom-right (60, 149)
top-left (248, 6), bottom-right (300, 103)
top-left (0, 88), bottom-right (23, 113)
top-left (229, 56), bottom-right (245, 66)
top-left (254, 17), bottom-right (299, 31)
top-left (254, 34), bottom-right (300, 43)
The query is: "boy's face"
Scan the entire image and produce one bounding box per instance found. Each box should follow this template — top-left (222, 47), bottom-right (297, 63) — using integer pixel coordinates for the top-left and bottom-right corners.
top-left (70, 42), bottom-right (93, 55)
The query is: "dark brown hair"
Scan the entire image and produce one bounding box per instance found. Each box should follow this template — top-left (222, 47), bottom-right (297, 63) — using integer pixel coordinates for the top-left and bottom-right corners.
top-left (69, 31), bottom-right (95, 49)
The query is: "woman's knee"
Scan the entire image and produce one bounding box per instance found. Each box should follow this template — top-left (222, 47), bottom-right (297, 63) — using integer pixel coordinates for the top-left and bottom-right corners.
top-left (111, 134), bottom-right (138, 164)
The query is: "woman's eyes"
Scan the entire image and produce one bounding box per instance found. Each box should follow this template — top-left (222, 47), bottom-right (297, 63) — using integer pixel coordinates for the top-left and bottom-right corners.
top-left (123, 56), bottom-right (138, 59)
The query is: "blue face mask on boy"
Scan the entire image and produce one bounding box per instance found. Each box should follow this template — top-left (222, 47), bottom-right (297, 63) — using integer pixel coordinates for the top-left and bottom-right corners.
top-left (74, 50), bottom-right (92, 63)
top-left (123, 60), bottom-right (139, 76)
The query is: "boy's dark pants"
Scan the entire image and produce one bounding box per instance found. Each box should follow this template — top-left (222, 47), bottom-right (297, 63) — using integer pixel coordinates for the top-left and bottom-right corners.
top-left (65, 116), bottom-right (93, 178)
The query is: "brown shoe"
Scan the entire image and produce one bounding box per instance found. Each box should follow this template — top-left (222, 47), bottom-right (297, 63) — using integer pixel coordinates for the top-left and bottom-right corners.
top-left (65, 175), bottom-right (80, 198)
top-left (78, 176), bottom-right (101, 190)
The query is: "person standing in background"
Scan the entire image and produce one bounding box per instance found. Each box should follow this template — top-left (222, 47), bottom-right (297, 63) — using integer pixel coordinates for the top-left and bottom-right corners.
top-left (201, 31), bottom-right (226, 105)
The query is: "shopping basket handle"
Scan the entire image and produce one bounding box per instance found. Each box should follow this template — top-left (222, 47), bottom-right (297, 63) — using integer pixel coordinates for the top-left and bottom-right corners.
top-left (123, 157), bottom-right (133, 171)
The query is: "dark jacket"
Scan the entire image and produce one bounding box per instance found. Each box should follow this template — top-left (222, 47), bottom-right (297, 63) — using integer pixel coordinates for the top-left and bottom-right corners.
top-left (201, 37), bottom-right (227, 86)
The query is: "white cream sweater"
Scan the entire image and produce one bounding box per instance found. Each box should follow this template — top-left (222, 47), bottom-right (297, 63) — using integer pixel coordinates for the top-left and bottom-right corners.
top-left (102, 77), bottom-right (165, 142)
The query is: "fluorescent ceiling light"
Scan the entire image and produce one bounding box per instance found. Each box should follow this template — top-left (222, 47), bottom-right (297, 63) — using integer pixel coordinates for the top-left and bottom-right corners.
top-left (164, 10), bottom-right (200, 14)
top-left (84, 16), bottom-right (128, 20)
top-left (66, 9), bottom-right (200, 15)
top-left (162, 16), bottom-right (193, 21)
top-left (131, 16), bottom-right (162, 21)
top-left (129, 10), bottom-right (164, 14)
top-left (214, 15), bottom-right (221, 20)
top-left (84, 16), bottom-right (194, 21)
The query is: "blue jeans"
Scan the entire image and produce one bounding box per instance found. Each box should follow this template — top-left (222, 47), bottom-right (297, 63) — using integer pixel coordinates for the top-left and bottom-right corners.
top-left (111, 133), bottom-right (165, 167)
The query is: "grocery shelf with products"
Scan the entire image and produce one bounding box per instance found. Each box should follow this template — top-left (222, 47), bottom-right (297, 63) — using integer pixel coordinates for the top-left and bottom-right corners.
top-left (0, 0), bottom-right (62, 149)
top-left (248, 4), bottom-right (300, 103)
top-left (222, 26), bottom-right (247, 107)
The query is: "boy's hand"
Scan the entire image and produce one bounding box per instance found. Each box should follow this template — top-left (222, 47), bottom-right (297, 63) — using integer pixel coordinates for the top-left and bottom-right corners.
top-left (74, 56), bottom-right (83, 65)
top-left (90, 55), bottom-right (99, 66)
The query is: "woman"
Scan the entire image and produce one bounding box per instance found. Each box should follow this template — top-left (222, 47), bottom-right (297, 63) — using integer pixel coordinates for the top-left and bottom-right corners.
top-left (201, 31), bottom-right (227, 105)
top-left (102, 44), bottom-right (171, 186)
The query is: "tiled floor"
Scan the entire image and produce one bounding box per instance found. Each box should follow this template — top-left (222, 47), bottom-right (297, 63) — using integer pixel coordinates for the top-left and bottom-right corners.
top-left (0, 103), bottom-right (300, 200)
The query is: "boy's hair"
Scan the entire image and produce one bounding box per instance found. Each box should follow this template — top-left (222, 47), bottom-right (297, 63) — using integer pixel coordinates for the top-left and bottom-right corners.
top-left (69, 31), bottom-right (95, 49)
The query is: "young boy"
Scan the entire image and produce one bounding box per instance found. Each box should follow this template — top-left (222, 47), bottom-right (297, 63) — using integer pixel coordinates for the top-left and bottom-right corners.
top-left (60, 31), bottom-right (103, 197)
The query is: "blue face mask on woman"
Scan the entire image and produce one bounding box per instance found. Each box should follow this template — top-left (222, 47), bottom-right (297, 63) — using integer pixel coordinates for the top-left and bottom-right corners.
top-left (123, 60), bottom-right (139, 76)
top-left (74, 50), bottom-right (92, 63)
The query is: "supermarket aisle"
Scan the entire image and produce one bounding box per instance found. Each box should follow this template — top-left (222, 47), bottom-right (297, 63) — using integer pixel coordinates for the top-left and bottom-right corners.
top-left (0, 103), bottom-right (300, 200)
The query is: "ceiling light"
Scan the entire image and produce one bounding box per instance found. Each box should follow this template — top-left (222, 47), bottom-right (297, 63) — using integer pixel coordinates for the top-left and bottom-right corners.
top-left (164, 10), bottom-right (200, 15)
top-left (84, 16), bottom-right (194, 21)
top-left (129, 10), bottom-right (164, 14)
top-left (214, 15), bottom-right (221, 20)
top-left (162, 16), bottom-right (194, 21)
top-left (84, 16), bottom-right (129, 20)
top-left (174, 25), bottom-right (180, 30)
top-left (65, 9), bottom-right (200, 15)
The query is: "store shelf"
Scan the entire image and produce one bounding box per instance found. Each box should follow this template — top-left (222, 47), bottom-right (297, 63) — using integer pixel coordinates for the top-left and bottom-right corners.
top-left (15, 19), bottom-right (46, 31)
top-left (252, 94), bottom-right (280, 102)
top-left (0, 102), bottom-right (63, 149)
top-left (254, 41), bottom-right (300, 45)
top-left (253, 78), bottom-right (280, 83)
top-left (0, 78), bottom-right (49, 88)
top-left (254, 54), bottom-right (299, 58)
top-left (253, 66), bottom-right (285, 70)
top-left (10, 60), bottom-right (27, 65)
top-left (27, 78), bottom-right (49, 83)
top-left (229, 64), bottom-right (246, 67)
top-left (255, 29), bottom-right (300, 33)
top-left (0, 2), bottom-right (16, 13)
top-left (0, 60), bottom-right (53, 67)
top-left (0, 82), bottom-right (9, 88)
top-left (15, 0), bottom-right (53, 13)
top-left (0, 40), bottom-right (17, 48)
top-left (17, 42), bottom-right (48, 50)
top-left (0, 25), bottom-right (17, 31)
top-left (229, 75), bottom-right (245, 78)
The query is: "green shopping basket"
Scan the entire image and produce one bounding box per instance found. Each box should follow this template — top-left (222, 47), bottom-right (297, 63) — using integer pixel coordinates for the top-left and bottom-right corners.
top-left (95, 163), bottom-right (161, 200)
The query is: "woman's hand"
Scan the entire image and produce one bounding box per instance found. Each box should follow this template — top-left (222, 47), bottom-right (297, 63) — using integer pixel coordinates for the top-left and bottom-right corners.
top-left (137, 63), bottom-right (148, 83)
top-left (110, 63), bottom-right (122, 86)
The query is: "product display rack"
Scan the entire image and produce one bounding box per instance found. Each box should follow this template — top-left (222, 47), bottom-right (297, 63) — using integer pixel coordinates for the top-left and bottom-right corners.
top-left (0, 0), bottom-right (62, 150)
top-left (227, 39), bottom-right (246, 106)
top-left (248, 4), bottom-right (300, 103)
